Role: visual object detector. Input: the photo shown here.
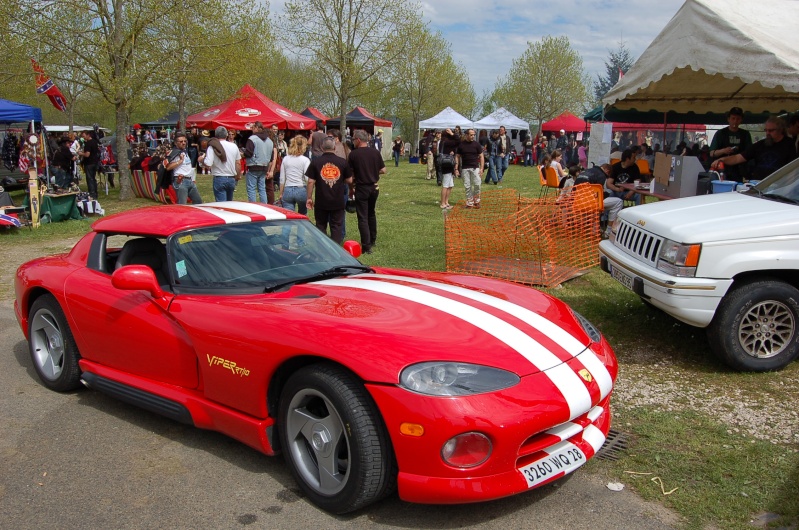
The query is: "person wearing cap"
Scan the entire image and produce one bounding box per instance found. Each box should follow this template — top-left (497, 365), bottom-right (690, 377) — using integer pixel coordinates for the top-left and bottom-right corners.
top-left (202, 125), bottom-right (241, 201)
top-left (709, 106), bottom-right (753, 182)
top-left (556, 129), bottom-right (568, 151)
top-left (711, 115), bottom-right (797, 181)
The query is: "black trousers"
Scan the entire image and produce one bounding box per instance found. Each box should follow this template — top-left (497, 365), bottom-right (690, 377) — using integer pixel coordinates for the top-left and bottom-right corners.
top-left (84, 163), bottom-right (98, 198)
top-left (315, 208), bottom-right (345, 244)
top-left (355, 184), bottom-right (379, 250)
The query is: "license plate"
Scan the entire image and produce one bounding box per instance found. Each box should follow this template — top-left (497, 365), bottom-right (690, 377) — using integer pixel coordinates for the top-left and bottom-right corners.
top-left (610, 264), bottom-right (634, 291)
top-left (519, 442), bottom-right (587, 488)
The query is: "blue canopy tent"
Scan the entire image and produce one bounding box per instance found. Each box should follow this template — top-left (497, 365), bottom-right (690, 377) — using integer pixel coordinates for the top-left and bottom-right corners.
top-left (0, 98), bottom-right (43, 124)
top-left (0, 99), bottom-right (44, 193)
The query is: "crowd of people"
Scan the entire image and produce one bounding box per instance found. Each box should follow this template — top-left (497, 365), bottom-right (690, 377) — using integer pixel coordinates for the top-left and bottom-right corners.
top-left (407, 108), bottom-right (799, 239)
top-left (126, 122), bottom-right (386, 253)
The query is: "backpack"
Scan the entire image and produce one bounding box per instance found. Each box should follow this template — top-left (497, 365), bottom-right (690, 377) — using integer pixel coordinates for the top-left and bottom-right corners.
top-left (438, 153), bottom-right (455, 173)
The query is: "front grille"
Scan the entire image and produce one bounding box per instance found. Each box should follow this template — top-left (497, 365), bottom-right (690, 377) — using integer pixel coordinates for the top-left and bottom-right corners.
top-left (615, 221), bottom-right (663, 267)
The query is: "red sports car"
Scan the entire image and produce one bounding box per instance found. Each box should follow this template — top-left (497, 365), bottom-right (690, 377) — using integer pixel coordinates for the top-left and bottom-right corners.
top-left (14, 201), bottom-right (617, 514)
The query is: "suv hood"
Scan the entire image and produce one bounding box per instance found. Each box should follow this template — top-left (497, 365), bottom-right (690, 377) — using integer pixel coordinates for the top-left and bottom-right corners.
top-left (619, 192), bottom-right (799, 243)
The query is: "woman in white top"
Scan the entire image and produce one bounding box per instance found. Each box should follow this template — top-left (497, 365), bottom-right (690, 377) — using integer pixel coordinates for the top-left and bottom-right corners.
top-left (279, 135), bottom-right (311, 214)
top-left (550, 149), bottom-right (566, 181)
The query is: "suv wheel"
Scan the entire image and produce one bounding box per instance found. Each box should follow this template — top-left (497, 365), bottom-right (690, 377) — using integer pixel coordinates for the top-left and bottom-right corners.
top-left (708, 279), bottom-right (799, 371)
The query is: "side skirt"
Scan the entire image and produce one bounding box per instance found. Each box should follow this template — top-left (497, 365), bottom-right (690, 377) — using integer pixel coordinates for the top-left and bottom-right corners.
top-left (78, 359), bottom-right (278, 455)
top-left (81, 371), bottom-right (194, 425)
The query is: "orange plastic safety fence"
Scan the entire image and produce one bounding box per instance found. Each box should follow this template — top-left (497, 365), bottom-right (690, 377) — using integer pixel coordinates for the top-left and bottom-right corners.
top-left (445, 186), bottom-right (602, 287)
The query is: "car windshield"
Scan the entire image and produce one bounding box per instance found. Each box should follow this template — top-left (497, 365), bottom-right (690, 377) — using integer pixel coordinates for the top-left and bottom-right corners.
top-left (747, 158), bottom-right (799, 203)
top-left (167, 219), bottom-right (367, 293)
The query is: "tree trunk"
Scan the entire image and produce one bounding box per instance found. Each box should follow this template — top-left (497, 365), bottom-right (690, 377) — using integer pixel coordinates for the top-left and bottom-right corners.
top-left (116, 103), bottom-right (133, 200)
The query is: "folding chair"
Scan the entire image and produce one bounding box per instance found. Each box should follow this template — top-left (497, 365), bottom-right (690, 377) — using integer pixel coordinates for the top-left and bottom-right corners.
top-left (538, 166), bottom-right (560, 198)
top-left (636, 159), bottom-right (651, 178)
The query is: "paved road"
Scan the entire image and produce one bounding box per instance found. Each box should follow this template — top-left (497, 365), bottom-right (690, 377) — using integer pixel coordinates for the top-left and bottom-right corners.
top-left (0, 300), bottom-right (677, 529)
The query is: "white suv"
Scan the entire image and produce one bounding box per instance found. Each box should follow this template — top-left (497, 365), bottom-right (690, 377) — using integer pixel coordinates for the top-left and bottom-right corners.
top-left (599, 157), bottom-right (799, 371)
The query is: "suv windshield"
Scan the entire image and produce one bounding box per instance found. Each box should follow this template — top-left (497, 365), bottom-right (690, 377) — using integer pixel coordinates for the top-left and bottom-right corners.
top-left (167, 219), bottom-right (365, 293)
top-left (749, 158), bottom-right (799, 203)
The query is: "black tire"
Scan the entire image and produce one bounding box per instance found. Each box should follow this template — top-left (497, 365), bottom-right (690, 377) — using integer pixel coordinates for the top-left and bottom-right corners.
top-left (708, 280), bottom-right (799, 371)
top-left (28, 294), bottom-right (82, 391)
top-left (278, 363), bottom-right (396, 514)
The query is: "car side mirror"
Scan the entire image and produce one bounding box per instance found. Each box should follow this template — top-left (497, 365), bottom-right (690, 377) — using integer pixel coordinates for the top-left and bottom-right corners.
top-left (112, 265), bottom-right (166, 299)
top-left (343, 240), bottom-right (362, 258)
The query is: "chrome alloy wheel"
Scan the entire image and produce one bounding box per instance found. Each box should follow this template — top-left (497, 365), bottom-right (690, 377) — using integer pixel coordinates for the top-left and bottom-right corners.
top-left (738, 300), bottom-right (795, 359)
top-left (30, 308), bottom-right (66, 381)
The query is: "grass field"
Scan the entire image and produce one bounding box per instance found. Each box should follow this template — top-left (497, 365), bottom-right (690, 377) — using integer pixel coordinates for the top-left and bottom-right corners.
top-left (3, 158), bottom-right (798, 529)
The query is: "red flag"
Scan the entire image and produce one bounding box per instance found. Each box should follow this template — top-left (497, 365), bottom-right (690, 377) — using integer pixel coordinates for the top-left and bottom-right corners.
top-left (618, 67), bottom-right (625, 80)
top-left (31, 58), bottom-right (68, 112)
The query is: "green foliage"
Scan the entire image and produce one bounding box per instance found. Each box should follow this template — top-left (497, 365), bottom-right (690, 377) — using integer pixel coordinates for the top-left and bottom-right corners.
top-left (593, 42), bottom-right (635, 103)
top-left (491, 35), bottom-right (591, 131)
top-left (281, 0), bottom-right (415, 132)
top-left (386, 20), bottom-right (476, 146)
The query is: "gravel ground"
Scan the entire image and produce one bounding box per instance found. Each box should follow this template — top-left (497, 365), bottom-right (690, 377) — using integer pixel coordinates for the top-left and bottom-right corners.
top-left (612, 351), bottom-right (799, 448)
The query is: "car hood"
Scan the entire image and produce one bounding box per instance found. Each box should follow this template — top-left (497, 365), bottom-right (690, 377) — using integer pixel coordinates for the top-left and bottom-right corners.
top-left (173, 271), bottom-right (601, 380)
top-left (619, 192), bottom-right (799, 243)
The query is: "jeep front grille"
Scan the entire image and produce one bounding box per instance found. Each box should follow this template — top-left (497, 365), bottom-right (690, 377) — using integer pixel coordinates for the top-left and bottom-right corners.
top-left (614, 221), bottom-right (663, 267)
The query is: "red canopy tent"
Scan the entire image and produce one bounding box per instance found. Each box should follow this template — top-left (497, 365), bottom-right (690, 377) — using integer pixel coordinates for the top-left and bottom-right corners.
top-left (541, 112), bottom-right (586, 133)
top-left (186, 85), bottom-right (316, 131)
top-left (325, 107), bottom-right (392, 131)
top-left (300, 107), bottom-right (329, 125)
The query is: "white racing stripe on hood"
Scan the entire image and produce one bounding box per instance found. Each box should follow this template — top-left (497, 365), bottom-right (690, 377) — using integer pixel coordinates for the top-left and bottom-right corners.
top-left (190, 204), bottom-right (254, 224)
top-left (363, 274), bottom-right (613, 400)
top-left (212, 202), bottom-right (287, 219)
top-left (319, 277), bottom-right (592, 419)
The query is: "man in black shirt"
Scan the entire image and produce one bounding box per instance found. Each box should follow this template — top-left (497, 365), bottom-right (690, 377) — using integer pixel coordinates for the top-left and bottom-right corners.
top-left (52, 137), bottom-right (75, 189)
top-left (80, 130), bottom-right (100, 199)
top-left (712, 116), bottom-right (798, 180)
top-left (607, 149), bottom-right (641, 205)
top-left (575, 164), bottom-right (623, 236)
top-left (709, 106), bottom-right (752, 182)
top-left (455, 129), bottom-right (485, 208)
top-left (306, 137), bottom-right (352, 244)
top-left (348, 129), bottom-right (386, 254)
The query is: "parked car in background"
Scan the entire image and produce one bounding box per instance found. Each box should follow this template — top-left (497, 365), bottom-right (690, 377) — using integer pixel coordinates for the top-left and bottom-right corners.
top-left (600, 157), bottom-right (799, 371)
top-left (15, 201), bottom-right (617, 513)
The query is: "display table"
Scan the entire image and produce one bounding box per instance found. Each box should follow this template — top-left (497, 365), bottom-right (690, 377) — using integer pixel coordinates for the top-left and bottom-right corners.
top-left (23, 192), bottom-right (83, 222)
top-left (619, 183), bottom-right (674, 204)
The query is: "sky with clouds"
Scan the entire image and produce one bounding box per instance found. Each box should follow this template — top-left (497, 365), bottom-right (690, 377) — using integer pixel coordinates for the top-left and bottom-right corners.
top-left (268, 0), bottom-right (686, 96)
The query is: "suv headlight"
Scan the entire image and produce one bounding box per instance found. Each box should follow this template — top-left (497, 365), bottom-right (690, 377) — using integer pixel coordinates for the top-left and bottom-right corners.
top-left (657, 239), bottom-right (700, 277)
top-left (400, 362), bottom-right (520, 396)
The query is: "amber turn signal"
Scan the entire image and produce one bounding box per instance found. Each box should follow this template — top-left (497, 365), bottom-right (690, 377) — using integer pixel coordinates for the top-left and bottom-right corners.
top-left (400, 423), bottom-right (425, 437)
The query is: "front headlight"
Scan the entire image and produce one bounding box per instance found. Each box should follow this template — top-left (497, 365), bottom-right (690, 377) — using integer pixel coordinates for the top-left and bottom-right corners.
top-left (400, 362), bottom-right (520, 396)
top-left (657, 239), bottom-right (701, 277)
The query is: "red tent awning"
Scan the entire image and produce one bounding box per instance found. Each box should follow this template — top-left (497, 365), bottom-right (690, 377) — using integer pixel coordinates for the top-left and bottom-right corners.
top-left (326, 107), bottom-right (392, 129)
top-left (300, 107), bottom-right (329, 124)
top-left (187, 85), bottom-right (316, 131)
top-left (541, 111), bottom-right (586, 133)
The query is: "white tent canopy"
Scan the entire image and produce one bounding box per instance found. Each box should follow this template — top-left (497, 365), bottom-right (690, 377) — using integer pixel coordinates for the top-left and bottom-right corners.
top-left (473, 107), bottom-right (529, 131)
top-left (603, 0), bottom-right (799, 114)
top-left (418, 107), bottom-right (474, 129)
top-left (45, 125), bottom-right (110, 133)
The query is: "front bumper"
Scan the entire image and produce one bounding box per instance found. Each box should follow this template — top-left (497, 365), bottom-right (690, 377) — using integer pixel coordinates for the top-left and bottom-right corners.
top-left (599, 240), bottom-right (732, 328)
top-left (366, 364), bottom-right (613, 504)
